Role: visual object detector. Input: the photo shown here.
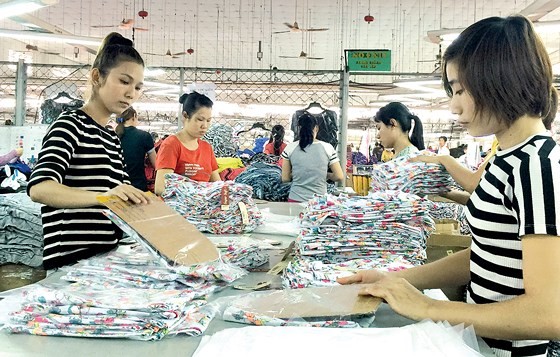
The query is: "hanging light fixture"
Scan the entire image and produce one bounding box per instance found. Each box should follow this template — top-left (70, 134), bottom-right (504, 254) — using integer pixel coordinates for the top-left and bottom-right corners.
top-left (138, 0), bottom-right (148, 18)
top-left (364, 0), bottom-right (374, 24)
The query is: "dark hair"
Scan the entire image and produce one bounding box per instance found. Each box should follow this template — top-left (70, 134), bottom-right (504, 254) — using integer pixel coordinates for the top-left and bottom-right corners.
top-left (439, 136), bottom-right (447, 143)
top-left (179, 91), bottom-right (213, 119)
top-left (115, 107), bottom-right (137, 138)
top-left (298, 113), bottom-right (318, 151)
top-left (442, 15), bottom-right (557, 129)
top-left (268, 124), bottom-right (285, 156)
top-left (374, 102), bottom-right (425, 150)
top-left (92, 32), bottom-right (144, 81)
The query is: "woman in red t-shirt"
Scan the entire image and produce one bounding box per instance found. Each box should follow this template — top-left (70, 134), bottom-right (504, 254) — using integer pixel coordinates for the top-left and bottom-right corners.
top-left (263, 124), bottom-right (287, 156)
top-left (154, 92), bottom-right (220, 195)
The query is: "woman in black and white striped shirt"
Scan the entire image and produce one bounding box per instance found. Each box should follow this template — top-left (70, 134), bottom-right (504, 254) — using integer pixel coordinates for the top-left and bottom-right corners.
top-left (27, 32), bottom-right (152, 270)
top-left (340, 15), bottom-right (560, 357)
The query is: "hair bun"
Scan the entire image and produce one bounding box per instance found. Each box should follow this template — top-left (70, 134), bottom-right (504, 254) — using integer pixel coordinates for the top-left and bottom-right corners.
top-left (179, 93), bottom-right (189, 104)
top-left (104, 32), bottom-right (134, 47)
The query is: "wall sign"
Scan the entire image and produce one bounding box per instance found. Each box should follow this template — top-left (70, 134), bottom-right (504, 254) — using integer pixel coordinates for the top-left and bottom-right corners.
top-left (345, 49), bottom-right (391, 72)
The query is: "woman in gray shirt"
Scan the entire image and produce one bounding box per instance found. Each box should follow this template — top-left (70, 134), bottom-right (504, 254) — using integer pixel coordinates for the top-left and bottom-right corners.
top-left (281, 113), bottom-right (344, 202)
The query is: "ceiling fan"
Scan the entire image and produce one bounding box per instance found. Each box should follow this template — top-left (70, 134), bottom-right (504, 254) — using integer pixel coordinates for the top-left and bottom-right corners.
top-left (274, 21), bottom-right (329, 34)
top-left (280, 50), bottom-right (323, 60)
top-left (91, 18), bottom-right (148, 31)
top-left (144, 49), bottom-right (189, 59)
top-left (25, 44), bottom-right (60, 56)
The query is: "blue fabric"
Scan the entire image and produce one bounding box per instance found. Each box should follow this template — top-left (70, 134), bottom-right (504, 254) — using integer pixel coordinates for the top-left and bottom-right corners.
top-left (253, 137), bottom-right (269, 154)
top-left (234, 163), bottom-right (291, 202)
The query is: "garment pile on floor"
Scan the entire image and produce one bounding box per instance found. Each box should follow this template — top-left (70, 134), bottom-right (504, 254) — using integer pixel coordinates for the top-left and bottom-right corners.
top-left (163, 174), bottom-right (263, 234)
top-left (287, 192), bottom-right (434, 283)
top-left (1, 243), bottom-right (246, 340)
top-left (234, 162), bottom-right (291, 201)
top-left (369, 155), bottom-right (454, 194)
top-left (0, 193), bottom-right (43, 267)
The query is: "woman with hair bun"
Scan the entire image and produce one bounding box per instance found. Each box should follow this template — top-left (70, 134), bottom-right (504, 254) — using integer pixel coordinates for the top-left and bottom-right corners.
top-left (281, 113), bottom-right (344, 202)
top-left (27, 32), bottom-right (151, 270)
top-left (154, 91), bottom-right (220, 195)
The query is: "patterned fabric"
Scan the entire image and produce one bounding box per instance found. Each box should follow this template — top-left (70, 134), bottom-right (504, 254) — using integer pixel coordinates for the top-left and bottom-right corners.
top-left (296, 193), bottom-right (434, 265)
top-left (283, 256), bottom-right (414, 289)
top-left (203, 124), bottom-right (239, 158)
top-left (163, 174), bottom-right (263, 234)
top-left (370, 153), bottom-right (454, 195)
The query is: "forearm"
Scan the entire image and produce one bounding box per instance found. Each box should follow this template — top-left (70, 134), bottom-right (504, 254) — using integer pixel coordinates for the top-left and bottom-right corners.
top-left (437, 155), bottom-right (479, 192)
top-left (0, 150), bottom-right (17, 166)
top-left (394, 248), bottom-right (471, 289)
top-left (154, 169), bottom-right (172, 195)
top-left (29, 180), bottom-right (101, 208)
top-left (210, 170), bottom-right (221, 182)
top-left (426, 294), bottom-right (560, 340)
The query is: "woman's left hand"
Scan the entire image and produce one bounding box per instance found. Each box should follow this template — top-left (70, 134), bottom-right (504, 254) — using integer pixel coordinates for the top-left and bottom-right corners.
top-left (359, 277), bottom-right (433, 321)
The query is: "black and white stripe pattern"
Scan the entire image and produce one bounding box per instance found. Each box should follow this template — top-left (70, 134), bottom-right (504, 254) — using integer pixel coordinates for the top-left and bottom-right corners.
top-left (27, 110), bottom-right (129, 270)
top-left (466, 134), bottom-right (560, 357)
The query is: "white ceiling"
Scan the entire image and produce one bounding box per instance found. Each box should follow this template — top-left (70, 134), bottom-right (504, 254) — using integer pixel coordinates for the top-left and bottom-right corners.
top-left (2, 0), bottom-right (557, 72)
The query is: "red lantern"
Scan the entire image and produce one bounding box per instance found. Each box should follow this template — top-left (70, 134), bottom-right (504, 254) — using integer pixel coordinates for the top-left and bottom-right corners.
top-left (138, 10), bottom-right (148, 19)
top-left (187, 48), bottom-right (194, 55)
top-left (364, 15), bottom-right (374, 23)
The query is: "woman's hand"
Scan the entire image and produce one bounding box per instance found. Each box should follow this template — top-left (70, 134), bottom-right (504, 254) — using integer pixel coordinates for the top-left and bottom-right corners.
top-left (336, 269), bottom-right (388, 285)
top-left (101, 184), bottom-right (154, 204)
top-left (15, 148), bottom-right (23, 157)
top-left (359, 277), bottom-right (433, 321)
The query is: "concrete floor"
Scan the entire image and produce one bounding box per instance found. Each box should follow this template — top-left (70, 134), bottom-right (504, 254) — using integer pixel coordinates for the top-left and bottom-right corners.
top-left (0, 264), bottom-right (46, 293)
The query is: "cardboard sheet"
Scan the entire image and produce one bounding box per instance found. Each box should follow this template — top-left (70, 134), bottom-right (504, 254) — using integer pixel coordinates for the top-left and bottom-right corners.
top-left (99, 196), bottom-right (219, 266)
top-left (234, 285), bottom-right (382, 319)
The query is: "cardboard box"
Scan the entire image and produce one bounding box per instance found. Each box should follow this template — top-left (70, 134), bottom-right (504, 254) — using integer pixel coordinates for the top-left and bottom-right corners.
top-left (426, 233), bottom-right (471, 263)
top-left (434, 218), bottom-right (459, 234)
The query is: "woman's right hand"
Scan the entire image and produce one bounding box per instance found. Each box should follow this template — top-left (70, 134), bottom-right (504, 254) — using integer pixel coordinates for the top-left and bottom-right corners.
top-left (15, 148), bottom-right (23, 156)
top-left (336, 269), bottom-right (388, 285)
top-left (101, 184), bottom-right (154, 204)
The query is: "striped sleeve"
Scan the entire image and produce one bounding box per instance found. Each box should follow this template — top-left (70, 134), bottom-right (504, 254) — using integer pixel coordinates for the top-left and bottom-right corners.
top-left (319, 141), bottom-right (339, 165)
top-left (28, 116), bottom-right (79, 187)
top-left (513, 139), bottom-right (560, 237)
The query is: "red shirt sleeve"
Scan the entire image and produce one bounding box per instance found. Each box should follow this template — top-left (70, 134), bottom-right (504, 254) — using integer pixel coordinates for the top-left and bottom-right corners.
top-left (155, 135), bottom-right (181, 171)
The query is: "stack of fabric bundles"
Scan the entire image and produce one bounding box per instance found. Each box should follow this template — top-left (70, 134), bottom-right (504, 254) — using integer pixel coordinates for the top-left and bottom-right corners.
top-left (2, 243), bottom-right (246, 340)
top-left (0, 193), bottom-right (43, 267)
top-left (283, 192), bottom-right (434, 288)
top-left (163, 173), bottom-right (263, 234)
top-left (369, 154), bottom-right (454, 195)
